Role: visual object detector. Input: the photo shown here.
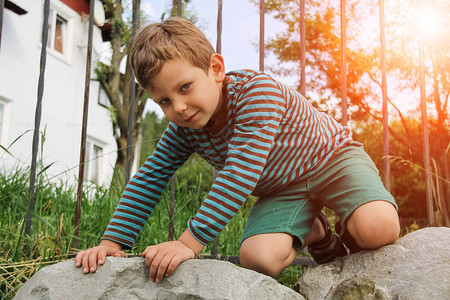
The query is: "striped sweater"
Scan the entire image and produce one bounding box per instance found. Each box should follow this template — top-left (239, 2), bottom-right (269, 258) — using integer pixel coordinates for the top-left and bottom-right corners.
top-left (102, 69), bottom-right (352, 248)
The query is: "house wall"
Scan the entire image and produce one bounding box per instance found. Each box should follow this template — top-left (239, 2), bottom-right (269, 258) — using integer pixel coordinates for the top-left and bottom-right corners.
top-left (0, 0), bottom-right (118, 186)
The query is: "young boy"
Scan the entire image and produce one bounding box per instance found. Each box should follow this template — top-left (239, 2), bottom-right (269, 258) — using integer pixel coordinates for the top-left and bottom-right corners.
top-left (75, 17), bottom-right (400, 282)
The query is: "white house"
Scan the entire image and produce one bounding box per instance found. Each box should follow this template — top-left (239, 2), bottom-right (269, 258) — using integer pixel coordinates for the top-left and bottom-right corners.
top-left (0, 0), bottom-right (128, 186)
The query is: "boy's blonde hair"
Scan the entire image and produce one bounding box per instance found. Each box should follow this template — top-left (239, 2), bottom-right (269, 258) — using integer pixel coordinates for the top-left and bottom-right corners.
top-left (130, 17), bottom-right (215, 91)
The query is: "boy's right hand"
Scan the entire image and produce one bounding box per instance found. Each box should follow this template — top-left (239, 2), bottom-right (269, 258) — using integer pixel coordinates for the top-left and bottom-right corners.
top-left (75, 239), bottom-right (125, 274)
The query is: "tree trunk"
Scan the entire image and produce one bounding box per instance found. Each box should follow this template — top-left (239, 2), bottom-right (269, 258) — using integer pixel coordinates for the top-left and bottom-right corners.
top-left (98, 0), bottom-right (147, 185)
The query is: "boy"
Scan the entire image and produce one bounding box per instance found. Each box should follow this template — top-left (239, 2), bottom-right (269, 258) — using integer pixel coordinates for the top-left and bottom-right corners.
top-left (75, 17), bottom-right (400, 282)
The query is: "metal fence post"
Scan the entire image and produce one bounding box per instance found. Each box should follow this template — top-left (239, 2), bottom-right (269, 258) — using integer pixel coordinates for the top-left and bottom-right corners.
top-left (379, 0), bottom-right (391, 191)
top-left (168, 0), bottom-right (183, 241)
top-left (259, 0), bottom-right (265, 72)
top-left (340, 0), bottom-right (348, 126)
top-left (125, 0), bottom-right (140, 185)
top-left (211, 0), bottom-right (223, 256)
top-left (299, 0), bottom-right (306, 95)
top-left (25, 0), bottom-right (50, 236)
top-left (74, 0), bottom-right (95, 249)
top-left (417, 0), bottom-right (434, 227)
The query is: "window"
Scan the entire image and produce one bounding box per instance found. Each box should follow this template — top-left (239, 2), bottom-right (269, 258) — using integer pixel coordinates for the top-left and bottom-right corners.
top-left (47, 9), bottom-right (67, 54)
top-left (84, 140), bottom-right (104, 184)
top-left (98, 85), bottom-right (109, 107)
top-left (43, 1), bottom-right (76, 63)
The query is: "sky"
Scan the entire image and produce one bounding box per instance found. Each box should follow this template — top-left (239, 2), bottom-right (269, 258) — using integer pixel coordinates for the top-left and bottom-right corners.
top-left (136, 0), bottom-right (434, 117)
top-left (139, 0), bottom-right (292, 117)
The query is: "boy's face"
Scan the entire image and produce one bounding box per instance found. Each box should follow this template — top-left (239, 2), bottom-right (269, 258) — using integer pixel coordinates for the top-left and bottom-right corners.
top-left (148, 56), bottom-right (225, 129)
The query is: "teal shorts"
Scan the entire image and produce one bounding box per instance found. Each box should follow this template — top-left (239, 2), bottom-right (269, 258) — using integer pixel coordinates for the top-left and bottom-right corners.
top-left (241, 141), bottom-right (397, 249)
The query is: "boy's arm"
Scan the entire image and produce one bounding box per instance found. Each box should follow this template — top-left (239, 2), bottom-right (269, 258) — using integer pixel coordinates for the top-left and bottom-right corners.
top-left (102, 124), bottom-right (194, 248)
top-left (76, 124), bottom-right (193, 274)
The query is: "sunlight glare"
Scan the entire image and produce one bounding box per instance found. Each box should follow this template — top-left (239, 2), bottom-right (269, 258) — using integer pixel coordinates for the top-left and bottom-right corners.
top-left (416, 6), bottom-right (440, 38)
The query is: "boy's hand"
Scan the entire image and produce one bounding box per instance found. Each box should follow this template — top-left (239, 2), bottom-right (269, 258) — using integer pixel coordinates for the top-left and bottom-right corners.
top-left (75, 240), bottom-right (125, 274)
top-left (141, 241), bottom-right (195, 282)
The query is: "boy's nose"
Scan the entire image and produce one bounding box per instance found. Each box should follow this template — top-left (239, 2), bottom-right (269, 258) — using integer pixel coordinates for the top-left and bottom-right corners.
top-left (173, 101), bottom-right (188, 113)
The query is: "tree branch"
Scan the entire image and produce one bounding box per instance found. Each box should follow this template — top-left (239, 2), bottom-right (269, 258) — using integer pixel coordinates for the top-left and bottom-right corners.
top-left (358, 99), bottom-right (414, 151)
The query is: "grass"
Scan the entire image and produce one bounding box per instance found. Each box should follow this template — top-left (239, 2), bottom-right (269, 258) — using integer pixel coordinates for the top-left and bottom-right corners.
top-left (0, 166), bottom-right (306, 299)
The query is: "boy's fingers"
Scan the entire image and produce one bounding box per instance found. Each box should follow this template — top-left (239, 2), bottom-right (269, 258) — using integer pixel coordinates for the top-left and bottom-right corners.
top-left (88, 250), bottom-right (99, 273)
top-left (155, 255), bottom-right (172, 283)
top-left (165, 256), bottom-right (182, 277)
top-left (75, 252), bottom-right (83, 267)
top-left (97, 248), bottom-right (107, 265)
top-left (81, 252), bottom-right (91, 274)
top-left (76, 245), bottom-right (124, 273)
top-left (149, 252), bottom-right (164, 281)
top-left (141, 245), bottom-right (153, 257)
top-left (143, 247), bottom-right (158, 267)
top-left (116, 250), bottom-right (126, 257)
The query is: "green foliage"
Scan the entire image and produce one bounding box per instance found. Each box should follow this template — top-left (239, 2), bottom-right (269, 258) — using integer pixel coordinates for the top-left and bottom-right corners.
top-left (107, 105), bottom-right (118, 125)
top-left (260, 0), bottom-right (379, 119)
top-left (139, 112), bottom-right (169, 166)
top-left (167, 0), bottom-right (200, 24)
top-left (353, 119), bottom-right (430, 219)
top-left (176, 154), bottom-right (214, 197)
top-left (93, 61), bottom-right (109, 83)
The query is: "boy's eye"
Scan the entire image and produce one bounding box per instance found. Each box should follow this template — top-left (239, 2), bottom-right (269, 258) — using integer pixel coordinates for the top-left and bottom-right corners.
top-left (159, 98), bottom-right (170, 106)
top-left (180, 83), bottom-right (191, 92)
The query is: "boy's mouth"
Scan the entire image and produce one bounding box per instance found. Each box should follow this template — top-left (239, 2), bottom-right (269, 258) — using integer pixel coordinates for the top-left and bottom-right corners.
top-left (184, 111), bottom-right (199, 123)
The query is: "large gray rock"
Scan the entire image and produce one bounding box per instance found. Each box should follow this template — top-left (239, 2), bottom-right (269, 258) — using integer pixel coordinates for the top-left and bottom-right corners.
top-left (295, 227), bottom-right (450, 300)
top-left (14, 257), bottom-right (303, 300)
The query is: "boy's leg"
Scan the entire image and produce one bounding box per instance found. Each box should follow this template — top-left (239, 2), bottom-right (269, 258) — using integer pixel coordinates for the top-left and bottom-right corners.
top-left (240, 233), bottom-right (299, 278)
top-left (239, 180), bottom-right (326, 277)
top-left (344, 200), bottom-right (399, 250)
top-left (240, 215), bottom-right (326, 277)
top-left (309, 141), bottom-right (400, 252)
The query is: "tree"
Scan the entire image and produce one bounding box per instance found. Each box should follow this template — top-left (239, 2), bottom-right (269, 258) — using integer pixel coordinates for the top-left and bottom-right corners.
top-left (95, 0), bottom-right (147, 181)
top-left (382, 0), bottom-right (449, 224)
top-left (259, 0), bottom-right (449, 225)
top-left (95, 0), bottom-right (199, 183)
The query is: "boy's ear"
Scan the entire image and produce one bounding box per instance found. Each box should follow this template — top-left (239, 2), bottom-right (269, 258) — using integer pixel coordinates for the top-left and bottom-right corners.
top-left (210, 53), bottom-right (225, 83)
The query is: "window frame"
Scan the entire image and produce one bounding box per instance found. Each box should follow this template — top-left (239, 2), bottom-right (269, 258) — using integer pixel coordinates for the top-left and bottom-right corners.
top-left (97, 83), bottom-right (109, 108)
top-left (83, 137), bottom-right (105, 184)
top-left (43, 0), bottom-right (76, 64)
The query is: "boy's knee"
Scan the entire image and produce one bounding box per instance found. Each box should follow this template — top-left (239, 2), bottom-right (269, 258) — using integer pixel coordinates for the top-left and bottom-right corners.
top-left (239, 234), bottom-right (295, 277)
top-left (347, 201), bottom-right (400, 249)
top-left (356, 217), bottom-right (399, 249)
top-left (240, 245), bottom-right (285, 277)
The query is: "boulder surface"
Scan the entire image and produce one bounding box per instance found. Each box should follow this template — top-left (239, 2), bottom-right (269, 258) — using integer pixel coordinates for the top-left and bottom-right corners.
top-left (14, 228), bottom-right (450, 299)
top-left (14, 257), bottom-right (303, 300)
top-left (295, 227), bottom-right (450, 300)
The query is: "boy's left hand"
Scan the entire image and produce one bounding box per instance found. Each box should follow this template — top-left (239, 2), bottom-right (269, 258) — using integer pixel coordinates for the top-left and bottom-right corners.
top-left (141, 241), bottom-right (195, 282)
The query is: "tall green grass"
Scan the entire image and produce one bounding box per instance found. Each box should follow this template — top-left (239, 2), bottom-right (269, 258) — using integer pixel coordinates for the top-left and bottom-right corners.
top-left (0, 165), bottom-right (305, 298)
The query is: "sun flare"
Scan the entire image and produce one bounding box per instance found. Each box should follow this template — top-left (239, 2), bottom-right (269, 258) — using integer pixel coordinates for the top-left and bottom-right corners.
top-left (416, 6), bottom-right (441, 37)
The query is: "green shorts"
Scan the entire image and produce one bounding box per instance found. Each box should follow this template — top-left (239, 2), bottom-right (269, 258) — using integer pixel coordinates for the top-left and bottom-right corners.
top-left (241, 141), bottom-right (397, 249)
